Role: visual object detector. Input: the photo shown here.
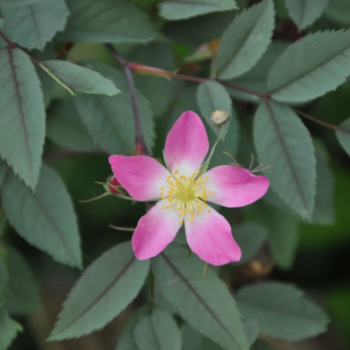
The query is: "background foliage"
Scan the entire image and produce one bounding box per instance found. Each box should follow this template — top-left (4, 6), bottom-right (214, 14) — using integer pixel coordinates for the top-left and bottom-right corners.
top-left (0, 0), bottom-right (350, 349)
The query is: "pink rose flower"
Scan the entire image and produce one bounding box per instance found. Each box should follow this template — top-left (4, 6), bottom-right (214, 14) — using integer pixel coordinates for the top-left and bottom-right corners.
top-left (109, 111), bottom-right (269, 266)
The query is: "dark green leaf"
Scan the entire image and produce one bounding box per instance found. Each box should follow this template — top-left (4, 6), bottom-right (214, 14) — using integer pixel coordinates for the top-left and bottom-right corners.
top-left (152, 245), bottom-right (248, 350)
top-left (1, 165), bottom-right (82, 269)
top-left (163, 11), bottom-right (236, 47)
top-left (41, 60), bottom-right (120, 96)
top-left (311, 142), bottom-right (335, 225)
top-left (284, 0), bottom-right (329, 29)
top-left (3, 246), bottom-right (41, 315)
top-left (159, 0), bottom-right (237, 20)
top-left (216, 0), bottom-right (274, 79)
top-left (251, 340), bottom-right (273, 350)
top-left (0, 158), bottom-right (8, 188)
top-left (324, 0), bottom-right (350, 26)
top-left (74, 62), bottom-right (155, 155)
top-left (253, 101), bottom-right (316, 218)
top-left (47, 100), bottom-right (100, 153)
top-left (0, 307), bottom-right (18, 350)
top-left (232, 223), bottom-right (268, 264)
top-left (2, 0), bottom-right (69, 50)
top-left (268, 30), bottom-right (350, 103)
top-left (49, 242), bottom-right (150, 341)
top-left (197, 80), bottom-right (233, 139)
top-left (336, 117), bottom-right (350, 156)
top-left (116, 305), bottom-right (151, 350)
top-left (0, 0), bottom-right (42, 7)
top-left (128, 43), bottom-right (176, 117)
top-left (0, 48), bottom-right (45, 190)
top-left (182, 323), bottom-right (223, 350)
top-left (236, 282), bottom-right (329, 341)
top-left (255, 203), bottom-right (299, 270)
top-left (134, 309), bottom-right (182, 350)
top-left (58, 0), bottom-right (157, 43)
top-left (0, 253), bottom-right (8, 296)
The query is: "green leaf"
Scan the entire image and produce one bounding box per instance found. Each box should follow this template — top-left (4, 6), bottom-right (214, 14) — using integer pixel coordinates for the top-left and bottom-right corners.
top-left (0, 307), bottom-right (18, 350)
top-left (284, 0), bottom-right (329, 30)
top-left (47, 100), bottom-right (100, 153)
top-left (324, 0), bottom-right (350, 26)
top-left (0, 158), bottom-right (8, 189)
top-left (128, 43), bottom-right (176, 117)
top-left (159, 0), bottom-right (237, 20)
top-left (58, 0), bottom-right (157, 43)
top-left (116, 305), bottom-right (151, 350)
top-left (0, 253), bottom-right (8, 296)
top-left (232, 223), bottom-right (268, 264)
top-left (268, 30), bottom-right (350, 103)
top-left (182, 323), bottom-right (223, 350)
top-left (311, 142), bottom-right (335, 225)
top-left (197, 80), bottom-right (233, 139)
top-left (1, 165), bottom-right (82, 269)
top-left (336, 117), bottom-right (350, 156)
top-left (0, 0), bottom-right (43, 7)
top-left (236, 282), bottom-right (329, 341)
top-left (216, 0), bottom-right (274, 80)
top-left (253, 101), bottom-right (316, 218)
top-left (49, 242), bottom-right (150, 341)
top-left (41, 60), bottom-right (120, 96)
top-left (2, 0), bottom-right (69, 50)
top-left (74, 62), bottom-right (155, 155)
top-left (3, 246), bottom-right (42, 315)
top-left (244, 319), bottom-right (259, 347)
top-left (134, 309), bottom-right (182, 350)
top-left (251, 340), bottom-right (273, 350)
top-left (152, 245), bottom-right (248, 350)
top-left (255, 202), bottom-right (299, 270)
top-left (0, 48), bottom-right (45, 190)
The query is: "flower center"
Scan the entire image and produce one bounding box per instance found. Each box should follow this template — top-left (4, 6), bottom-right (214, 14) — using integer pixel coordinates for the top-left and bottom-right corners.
top-left (159, 170), bottom-right (215, 225)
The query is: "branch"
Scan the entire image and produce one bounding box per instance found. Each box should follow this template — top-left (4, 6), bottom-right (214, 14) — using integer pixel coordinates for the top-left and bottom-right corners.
top-left (104, 44), bottom-right (149, 155)
top-left (294, 109), bottom-right (350, 134)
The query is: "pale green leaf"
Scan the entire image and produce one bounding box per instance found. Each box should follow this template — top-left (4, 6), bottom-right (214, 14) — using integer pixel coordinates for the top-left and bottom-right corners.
top-left (3, 246), bottom-right (42, 315)
top-left (47, 100), bottom-right (100, 153)
top-left (253, 101), bottom-right (316, 218)
top-left (232, 223), bottom-right (268, 264)
top-left (284, 0), bottom-right (329, 30)
top-left (58, 0), bottom-right (157, 43)
top-left (134, 309), bottom-right (182, 350)
top-left (74, 61), bottom-right (155, 155)
top-left (197, 80), bottom-right (233, 139)
top-left (236, 282), bottom-right (329, 341)
top-left (159, 0), bottom-right (237, 20)
top-left (255, 202), bottom-right (299, 270)
top-left (0, 48), bottom-right (45, 190)
top-left (182, 323), bottom-right (223, 350)
top-left (128, 43), bottom-right (176, 117)
top-left (2, 0), bottom-right (69, 50)
top-left (216, 0), bottom-right (274, 79)
top-left (244, 319), bottom-right (259, 347)
top-left (116, 305), bottom-right (151, 350)
top-left (49, 242), bottom-right (150, 341)
top-left (268, 30), bottom-right (350, 103)
top-left (0, 0), bottom-right (43, 7)
top-left (152, 245), bottom-right (248, 350)
top-left (336, 117), bottom-right (350, 156)
top-left (0, 307), bottom-right (18, 350)
top-left (1, 165), bottom-right (82, 269)
top-left (41, 60), bottom-right (120, 96)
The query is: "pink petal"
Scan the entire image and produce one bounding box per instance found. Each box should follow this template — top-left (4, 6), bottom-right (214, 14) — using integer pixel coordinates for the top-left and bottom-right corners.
top-left (185, 205), bottom-right (241, 266)
top-left (165, 111), bottom-right (209, 177)
top-left (109, 155), bottom-right (170, 201)
top-left (203, 166), bottom-right (269, 207)
top-left (132, 200), bottom-right (183, 260)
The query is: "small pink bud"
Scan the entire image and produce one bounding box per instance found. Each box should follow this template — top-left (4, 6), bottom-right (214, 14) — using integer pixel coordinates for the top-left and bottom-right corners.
top-left (107, 176), bottom-right (121, 194)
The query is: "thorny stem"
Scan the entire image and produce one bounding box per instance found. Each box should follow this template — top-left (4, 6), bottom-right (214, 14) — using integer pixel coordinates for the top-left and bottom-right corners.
top-left (105, 44), bottom-right (149, 155)
top-left (294, 109), bottom-right (350, 134)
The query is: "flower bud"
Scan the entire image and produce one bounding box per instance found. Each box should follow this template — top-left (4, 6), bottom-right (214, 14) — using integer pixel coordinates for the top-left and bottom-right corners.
top-left (107, 175), bottom-right (121, 194)
top-left (210, 110), bottom-right (229, 125)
